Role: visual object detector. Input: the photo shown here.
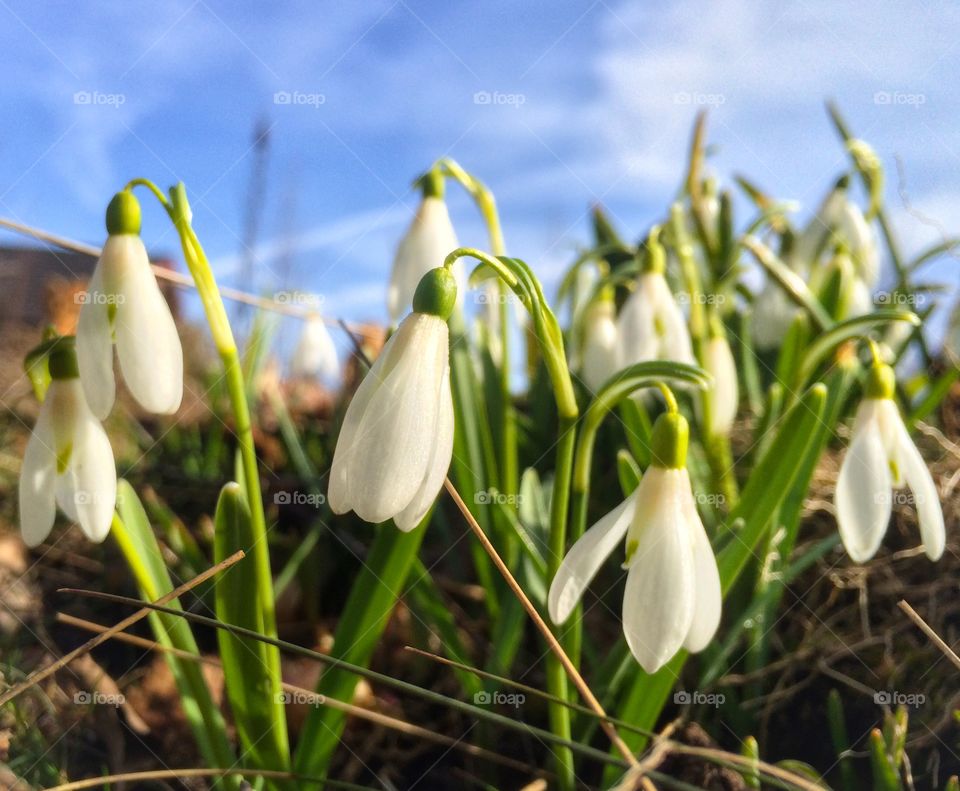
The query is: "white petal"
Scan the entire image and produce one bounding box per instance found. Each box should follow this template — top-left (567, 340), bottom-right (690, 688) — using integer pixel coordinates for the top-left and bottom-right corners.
top-left (329, 315), bottom-right (447, 523)
top-left (18, 401), bottom-right (57, 547)
top-left (752, 285), bottom-right (799, 351)
top-left (890, 414), bottom-right (945, 560)
top-left (548, 492), bottom-right (636, 625)
top-left (112, 236), bottom-right (183, 415)
top-left (650, 274), bottom-right (695, 364)
top-left (291, 317), bottom-right (340, 381)
top-left (616, 279), bottom-right (657, 367)
top-left (387, 197), bottom-right (459, 323)
top-left (68, 402), bottom-right (117, 543)
top-left (580, 301), bottom-right (620, 393)
top-left (622, 469), bottom-right (696, 673)
top-left (703, 336), bottom-right (738, 435)
top-left (836, 415), bottom-right (892, 562)
top-left (393, 366), bottom-right (454, 531)
top-left (679, 476), bottom-right (721, 652)
top-left (76, 260), bottom-right (117, 420)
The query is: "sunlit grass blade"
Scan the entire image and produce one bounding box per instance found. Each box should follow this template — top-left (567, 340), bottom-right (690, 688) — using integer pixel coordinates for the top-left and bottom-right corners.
top-left (112, 481), bottom-right (240, 789)
top-left (293, 520), bottom-right (428, 779)
top-left (213, 483), bottom-right (291, 784)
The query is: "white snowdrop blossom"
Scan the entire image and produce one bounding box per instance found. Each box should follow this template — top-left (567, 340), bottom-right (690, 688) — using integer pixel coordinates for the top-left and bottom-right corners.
top-left (835, 362), bottom-right (945, 562)
top-left (330, 268), bottom-right (456, 531)
top-left (77, 191), bottom-right (183, 419)
top-left (548, 411), bottom-right (721, 673)
top-left (291, 315), bottom-right (340, 382)
top-left (19, 339), bottom-right (117, 547)
top-left (617, 272), bottom-right (695, 368)
top-left (700, 333), bottom-right (738, 435)
top-left (578, 295), bottom-right (620, 393)
top-left (387, 188), bottom-right (464, 324)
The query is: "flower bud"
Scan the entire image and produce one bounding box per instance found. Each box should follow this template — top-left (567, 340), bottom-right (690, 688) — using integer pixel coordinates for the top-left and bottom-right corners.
top-left (413, 267), bottom-right (457, 320)
top-left (650, 411), bottom-right (689, 469)
top-left (105, 190), bottom-right (142, 236)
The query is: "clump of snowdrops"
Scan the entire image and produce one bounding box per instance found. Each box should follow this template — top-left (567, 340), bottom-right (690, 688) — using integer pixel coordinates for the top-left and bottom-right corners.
top-left (9, 108), bottom-right (960, 790)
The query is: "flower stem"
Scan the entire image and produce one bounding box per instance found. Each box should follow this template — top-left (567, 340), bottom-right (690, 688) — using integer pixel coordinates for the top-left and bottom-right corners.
top-left (129, 178), bottom-right (287, 760)
top-left (436, 158), bottom-right (518, 497)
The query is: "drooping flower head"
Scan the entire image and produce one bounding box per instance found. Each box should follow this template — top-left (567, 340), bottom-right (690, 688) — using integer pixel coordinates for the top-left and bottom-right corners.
top-left (617, 229), bottom-right (695, 369)
top-left (19, 337), bottom-right (117, 547)
top-left (577, 287), bottom-right (620, 393)
top-left (291, 314), bottom-right (340, 382)
top-left (329, 267), bottom-right (456, 531)
top-left (548, 405), bottom-right (721, 673)
top-left (699, 326), bottom-right (738, 436)
top-left (387, 171), bottom-right (464, 325)
top-left (77, 190), bottom-right (183, 419)
top-left (835, 359), bottom-right (945, 562)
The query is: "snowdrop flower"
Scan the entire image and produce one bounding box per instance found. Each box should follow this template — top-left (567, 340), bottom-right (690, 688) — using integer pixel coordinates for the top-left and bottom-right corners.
top-left (700, 331), bottom-right (738, 435)
top-left (578, 289), bottom-right (620, 393)
top-left (617, 230), bottom-right (695, 368)
top-left (549, 407), bottom-right (721, 673)
top-left (330, 267), bottom-right (455, 531)
top-left (77, 190), bottom-right (183, 419)
top-left (19, 338), bottom-right (116, 547)
top-left (836, 361), bottom-right (945, 562)
top-left (752, 282), bottom-right (800, 351)
top-left (387, 173), bottom-right (464, 324)
top-left (291, 315), bottom-right (340, 382)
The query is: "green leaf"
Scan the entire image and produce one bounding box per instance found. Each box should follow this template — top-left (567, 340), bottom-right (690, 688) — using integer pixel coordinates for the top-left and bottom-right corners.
top-left (214, 483), bottom-right (291, 781)
top-left (293, 520), bottom-right (427, 779)
top-left (113, 481), bottom-right (239, 789)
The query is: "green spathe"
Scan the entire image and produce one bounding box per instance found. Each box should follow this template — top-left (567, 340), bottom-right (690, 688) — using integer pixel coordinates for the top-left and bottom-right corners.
top-left (650, 411), bottom-right (689, 469)
top-left (106, 190), bottom-right (142, 236)
top-left (48, 337), bottom-right (79, 380)
top-left (864, 361), bottom-right (895, 400)
top-left (413, 266), bottom-right (457, 319)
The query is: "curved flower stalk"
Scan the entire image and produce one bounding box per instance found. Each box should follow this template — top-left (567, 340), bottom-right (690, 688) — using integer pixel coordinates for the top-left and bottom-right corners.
top-left (290, 314), bottom-right (340, 382)
top-left (550, 398), bottom-right (721, 673)
top-left (77, 190), bottom-right (183, 419)
top-left (330, 267), bottom-right (455, 530)
top-left (577, 287), bottom-right (619, 392)
top-left (387, 171), bottom-right (464, 324)
top-left (617, 228), bottom-right (695, 368)
top-left (835, 358), bottom-right (945, 562)
top-left (19, 337), bottom-right (116, 547)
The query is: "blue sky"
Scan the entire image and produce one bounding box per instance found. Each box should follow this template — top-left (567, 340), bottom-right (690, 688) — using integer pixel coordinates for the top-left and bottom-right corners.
top-left (2, 0), bottom-right (959, 349)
